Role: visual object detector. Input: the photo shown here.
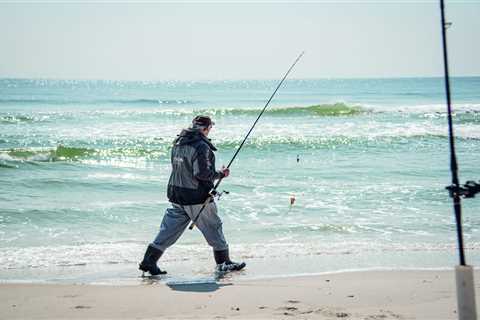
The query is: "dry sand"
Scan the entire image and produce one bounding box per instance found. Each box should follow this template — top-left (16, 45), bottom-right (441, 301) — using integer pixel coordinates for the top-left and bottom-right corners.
top-left (1, 269), bottom-right (478, 319)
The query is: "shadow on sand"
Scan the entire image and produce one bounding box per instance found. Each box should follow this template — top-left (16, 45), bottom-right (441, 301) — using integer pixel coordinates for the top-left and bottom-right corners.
top-left (140, 270), bottom-right (237, 292)
top-left (166, 280), bottom-right (232, 292)
top-left (140, 273), bottom-right (233, 292)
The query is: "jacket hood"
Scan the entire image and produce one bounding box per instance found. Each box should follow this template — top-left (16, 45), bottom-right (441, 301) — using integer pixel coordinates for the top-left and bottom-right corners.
top-left (173, 128), bottom-right (217, 151)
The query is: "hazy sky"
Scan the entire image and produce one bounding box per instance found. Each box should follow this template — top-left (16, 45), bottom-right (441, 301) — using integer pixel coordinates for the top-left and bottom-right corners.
top-left (0, 1), bottom-right (479, 80)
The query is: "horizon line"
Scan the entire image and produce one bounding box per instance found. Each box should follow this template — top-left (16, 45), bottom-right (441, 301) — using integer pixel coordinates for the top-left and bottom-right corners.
top-left (1, 75), bottom-right (479, 83)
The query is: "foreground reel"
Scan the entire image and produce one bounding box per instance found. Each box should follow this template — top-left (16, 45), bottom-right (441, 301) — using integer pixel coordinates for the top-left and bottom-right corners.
top-left (210, 189), bottom-right (230, 201)
top-left (446, 180), bottom-right (480, 198)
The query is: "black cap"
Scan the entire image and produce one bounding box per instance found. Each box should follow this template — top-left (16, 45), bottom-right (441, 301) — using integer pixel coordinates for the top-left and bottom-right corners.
top-left (192, 115), bottom-right (214, 128)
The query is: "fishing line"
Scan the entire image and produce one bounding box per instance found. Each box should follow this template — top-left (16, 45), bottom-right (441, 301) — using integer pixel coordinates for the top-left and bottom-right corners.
top-left (189, 51), bottom-right (305, 230)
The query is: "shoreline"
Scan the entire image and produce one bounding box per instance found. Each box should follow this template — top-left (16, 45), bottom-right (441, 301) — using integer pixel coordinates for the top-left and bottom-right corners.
top-left (1, 269), bottom-right (479, 319)
top-left (2, 246), bottom-right (472, 286)
top-left (0, 265), bottom-right (457, 286)
top-left (0, 267), bottom-right (455, 287)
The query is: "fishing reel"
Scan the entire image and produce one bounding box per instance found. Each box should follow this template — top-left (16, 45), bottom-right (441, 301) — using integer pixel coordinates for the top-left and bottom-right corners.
top-left (209, 189), bottom-right (230, 201)
top-left (446, 180), bottom-right (480, 199)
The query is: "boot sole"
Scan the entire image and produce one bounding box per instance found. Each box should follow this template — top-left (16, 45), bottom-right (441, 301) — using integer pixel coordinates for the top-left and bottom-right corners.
top-left (139, 264), bottom-right (167, 276)
top-left (217, 262), bottom-right (246, 273)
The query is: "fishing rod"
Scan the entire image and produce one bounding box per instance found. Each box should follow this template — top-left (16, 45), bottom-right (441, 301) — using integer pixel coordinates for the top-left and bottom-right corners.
top-left (439, 0), bottom-right (480, 265)
top-left (440, 1), bottom-right (477, 319)
top-left (189, 51), bottom-right (305, 230)
top-left (440, 0), bottom-right (465, 266)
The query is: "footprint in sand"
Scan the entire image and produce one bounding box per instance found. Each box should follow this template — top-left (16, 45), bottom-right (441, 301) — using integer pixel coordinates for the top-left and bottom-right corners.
top-left (74, 305), bottom-right (92, 310)
top-left (286, 299), bottom-right (300, 304)
top-left (315, 307), bottom-right (350, 318)
top-left (283, 307), bottom-right (298, 311)
top-left (365, 309), bottom-right (403, 319)
top-left (276, 306), bottom-right (299, 316)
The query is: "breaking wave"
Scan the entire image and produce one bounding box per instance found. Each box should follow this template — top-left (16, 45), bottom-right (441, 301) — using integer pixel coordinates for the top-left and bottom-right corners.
top-left (0, 115), bottom-right (36, 124)
top-left (4, 103), bottom-right (480, 126)
top-left (0, 133), bottom-right (472, 167)
top-left (199, 103), bottom-right (365, 117)
top-left (1, 146), bottom-right (96, 162)
top-left (0, 103), bottom-right (366, 122)
top-left (0, 145), bottom-right (171, 164)
top-left (4, 103), bottom-right (480, 123)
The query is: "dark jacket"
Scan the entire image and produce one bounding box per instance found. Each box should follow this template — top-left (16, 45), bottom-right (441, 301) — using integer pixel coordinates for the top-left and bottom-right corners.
top-left (167, 128), bottom-right (224, 205)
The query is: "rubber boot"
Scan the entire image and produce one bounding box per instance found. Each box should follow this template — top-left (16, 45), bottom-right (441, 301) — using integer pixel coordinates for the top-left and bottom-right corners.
top-left (139, 244), bottom-right (167, 276)
top-left (214, 249), bottom-right (246, 272)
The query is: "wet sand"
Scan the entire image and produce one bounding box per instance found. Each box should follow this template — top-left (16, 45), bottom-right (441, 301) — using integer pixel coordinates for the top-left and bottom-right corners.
top-left (1, 269), bottom-right (478, 319)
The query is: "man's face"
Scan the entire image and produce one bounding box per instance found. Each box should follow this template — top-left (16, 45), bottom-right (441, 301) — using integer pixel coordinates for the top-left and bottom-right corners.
top-left (203, 125), bottom-right (213, 136)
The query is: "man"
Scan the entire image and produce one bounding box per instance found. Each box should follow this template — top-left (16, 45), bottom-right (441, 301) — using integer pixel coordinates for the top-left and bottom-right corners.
top-left (139, 115), bottom-right (246, 276)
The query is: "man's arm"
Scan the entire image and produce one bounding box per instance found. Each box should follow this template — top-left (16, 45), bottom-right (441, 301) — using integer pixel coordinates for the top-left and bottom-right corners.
top-left (193, 144), bottom-right (225, 181)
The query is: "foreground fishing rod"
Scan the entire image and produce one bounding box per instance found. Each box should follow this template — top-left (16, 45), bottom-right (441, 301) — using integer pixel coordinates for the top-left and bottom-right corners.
top-left (189, 51), bottom-right (305, 230)
top-left (439, 1), bottom-right (478, 319)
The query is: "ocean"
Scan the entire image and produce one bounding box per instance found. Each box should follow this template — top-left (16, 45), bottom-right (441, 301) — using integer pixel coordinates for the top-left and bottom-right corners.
top-left (0, 77), bottom-right (479, 284)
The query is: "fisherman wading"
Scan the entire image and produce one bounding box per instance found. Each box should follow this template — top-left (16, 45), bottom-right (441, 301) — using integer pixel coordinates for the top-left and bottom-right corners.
top-left (139, 116), bottom-right (246, 276)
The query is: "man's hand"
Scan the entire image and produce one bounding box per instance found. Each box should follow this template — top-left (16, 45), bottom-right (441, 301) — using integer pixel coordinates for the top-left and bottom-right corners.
top-left (221, 166), bottom-right (230, 178)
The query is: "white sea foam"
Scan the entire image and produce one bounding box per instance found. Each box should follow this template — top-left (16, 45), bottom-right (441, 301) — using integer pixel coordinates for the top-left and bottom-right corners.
top-left (0, 153), bottom-right (15, 162)
top-left (363, 102), bottom-right (480, 114)
top-left (1, 238), bottom-right (478, 270)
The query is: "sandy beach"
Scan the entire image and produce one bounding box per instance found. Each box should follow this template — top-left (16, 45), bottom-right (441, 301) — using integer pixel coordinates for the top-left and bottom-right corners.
top-left (1, 269), bottom-right (478, 319)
